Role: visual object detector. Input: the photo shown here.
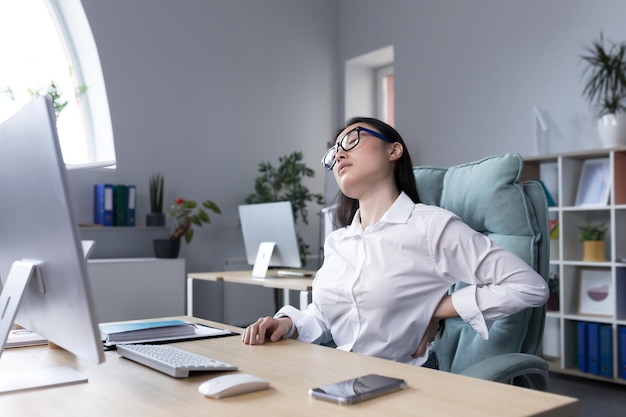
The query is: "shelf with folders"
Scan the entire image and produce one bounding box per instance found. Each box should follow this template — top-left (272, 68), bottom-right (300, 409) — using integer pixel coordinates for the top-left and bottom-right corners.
top-left (523, 148), bottom-right (626, 384)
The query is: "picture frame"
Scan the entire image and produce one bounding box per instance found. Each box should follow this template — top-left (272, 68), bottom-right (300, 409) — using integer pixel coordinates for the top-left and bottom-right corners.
top-left (575, 158), bottom-right (610, 206)
top-left (578, 268), bottom-right (613, 316)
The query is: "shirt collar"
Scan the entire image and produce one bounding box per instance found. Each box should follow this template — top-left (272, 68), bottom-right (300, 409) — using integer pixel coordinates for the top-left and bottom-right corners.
top-left (345, 192), bottom-right (414, 236)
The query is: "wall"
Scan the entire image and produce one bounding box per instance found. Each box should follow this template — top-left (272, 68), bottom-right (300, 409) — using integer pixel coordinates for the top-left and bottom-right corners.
top-left (70, 0), bottom-right (338, 271)
top-left (337, 0), bottom-right (626, 167)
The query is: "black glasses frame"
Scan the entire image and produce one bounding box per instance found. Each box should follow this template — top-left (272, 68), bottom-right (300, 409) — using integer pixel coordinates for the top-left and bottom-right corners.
top-left (321, 126), bottom-right (393, 170)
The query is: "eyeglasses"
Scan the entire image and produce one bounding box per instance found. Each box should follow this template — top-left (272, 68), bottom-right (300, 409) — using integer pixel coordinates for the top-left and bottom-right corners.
top-left (321, 126), bottom-right (393, 170)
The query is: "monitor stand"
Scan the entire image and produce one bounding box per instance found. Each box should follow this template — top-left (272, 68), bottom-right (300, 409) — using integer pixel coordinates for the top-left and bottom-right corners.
top-left (252, 242), bottom-right (276, 278)
top-left (0, 260), bottom-right (87, 394)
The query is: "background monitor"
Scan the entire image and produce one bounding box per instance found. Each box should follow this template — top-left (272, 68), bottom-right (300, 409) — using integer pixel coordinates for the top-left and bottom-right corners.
top-left (239, 201), bottom-right (302, 275)
top-left (0, 96), bottom-right (105, 393)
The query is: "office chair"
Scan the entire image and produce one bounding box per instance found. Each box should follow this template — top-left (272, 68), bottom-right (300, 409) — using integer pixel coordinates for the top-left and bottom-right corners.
top-left (413, 153), bottom-right (550, 391)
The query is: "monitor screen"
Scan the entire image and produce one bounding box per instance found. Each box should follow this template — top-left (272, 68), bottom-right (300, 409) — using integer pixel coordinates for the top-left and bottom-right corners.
top-left (0, 96), bottom-right (105, 392)
top-left (239, 201), bottom-right (302, 274)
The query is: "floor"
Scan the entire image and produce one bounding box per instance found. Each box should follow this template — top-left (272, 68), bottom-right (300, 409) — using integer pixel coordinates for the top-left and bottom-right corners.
top-left (546, 372), bottom-right (626, 417)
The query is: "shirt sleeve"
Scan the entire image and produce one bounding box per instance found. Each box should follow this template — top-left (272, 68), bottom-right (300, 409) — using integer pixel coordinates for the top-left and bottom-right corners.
top-left (274, 303), bottom-right (333, 345)
top-left (429, 212), bottom-right (549, 339)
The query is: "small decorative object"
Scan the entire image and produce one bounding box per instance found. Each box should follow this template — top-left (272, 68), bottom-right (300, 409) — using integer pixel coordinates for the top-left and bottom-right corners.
top-left (575, 158), bottom-right (610, 207)
top-left (581, 32), bottom-right (626, 147)
top-left (146, 173), bottom-right (165, 227)
top-left (578, 222), bottom-right (607, 262)
top-left (547, 272), bottom-right (560, 311)
top-left (153, 197), bottom-right (221, 259)
top-left (549, 220), bottom-right (559, 261)
top-left (245, 151), bottom-right (324, 266)
top-left (578, 268), bottom-right (612, 316)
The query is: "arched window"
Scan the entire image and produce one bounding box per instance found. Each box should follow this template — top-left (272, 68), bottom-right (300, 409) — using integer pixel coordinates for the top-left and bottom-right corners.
top-left (0, 0), bottom-right (115, 168)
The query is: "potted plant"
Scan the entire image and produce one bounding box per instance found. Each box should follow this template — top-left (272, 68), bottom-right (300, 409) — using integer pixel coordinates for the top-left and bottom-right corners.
top-left (245, 151), bottom-right (324, 266)
top-left (581, 32), bottom-right (626, 147)
top-left (153, 197), bottom-right (221, 258)
top-left (578, 222), bottom-right (607, 262)
top-left (146, 173), bottom-right (165, 227)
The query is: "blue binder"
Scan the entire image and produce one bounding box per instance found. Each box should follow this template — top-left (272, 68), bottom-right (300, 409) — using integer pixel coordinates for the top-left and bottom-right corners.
top-left (619, 326), bottom-right (626, 379)
top-left (113, 185), bottom-right (128, 226)
top-left (587, 322), bottom-right (600, 375)
top-left (93, 183), bottom-right (114, 226)
top-left (126, 185), bottom-right (136, 226)
top-left (577, 321), bottom-right (588, 372)
top-left (599, 324), bottom-right (613, 378)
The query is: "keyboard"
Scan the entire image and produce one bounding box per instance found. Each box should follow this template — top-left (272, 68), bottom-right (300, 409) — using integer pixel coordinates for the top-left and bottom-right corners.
top-left (116, 344), bottom-right (238, 378)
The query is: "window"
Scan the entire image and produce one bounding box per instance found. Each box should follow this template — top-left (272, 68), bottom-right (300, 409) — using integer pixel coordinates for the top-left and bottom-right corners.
top-left (377, 65), bottom-right (395, 126)
top-left (344, 45), bottom-right (394, 126)
top-left (0, 0), bottom-right (115, 167)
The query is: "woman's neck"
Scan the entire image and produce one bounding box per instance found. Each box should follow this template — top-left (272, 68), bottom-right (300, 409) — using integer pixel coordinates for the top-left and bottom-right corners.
top-left (358, 188), bottom-right (400, 230)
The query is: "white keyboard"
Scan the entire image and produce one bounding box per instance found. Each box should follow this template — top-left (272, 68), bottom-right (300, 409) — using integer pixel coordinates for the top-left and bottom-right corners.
top-left (116, 344), bottom-right (238, 378)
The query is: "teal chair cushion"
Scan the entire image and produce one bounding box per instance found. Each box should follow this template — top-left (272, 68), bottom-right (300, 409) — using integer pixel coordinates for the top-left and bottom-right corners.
top-left (415, 153), bottom-right (548, 378)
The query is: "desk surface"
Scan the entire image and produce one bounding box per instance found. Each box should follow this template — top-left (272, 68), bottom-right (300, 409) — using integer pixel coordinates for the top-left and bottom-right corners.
top-left (0, 316), bottom-right (579, 417)
top-left (188, 270), bottom-right (314, 291)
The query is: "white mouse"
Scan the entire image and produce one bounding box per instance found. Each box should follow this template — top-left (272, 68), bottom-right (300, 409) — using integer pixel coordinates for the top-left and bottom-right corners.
top-left (198, 373), bottom-right (270, 399)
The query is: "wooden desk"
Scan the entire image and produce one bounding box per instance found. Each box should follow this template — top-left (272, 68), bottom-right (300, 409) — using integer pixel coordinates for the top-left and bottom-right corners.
top-left (0, 316), bottom-right (579, 416)
top-left (187, 270), bottom-right (314, 314)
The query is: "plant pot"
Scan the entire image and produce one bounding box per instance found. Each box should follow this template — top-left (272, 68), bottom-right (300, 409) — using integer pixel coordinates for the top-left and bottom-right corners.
top-left (597, 113), bottom-right (626, 147)
top-left (582, 240), bottom-right (606, 262)
top-left (146, 212), bottom-right (166, 227)
top-left (153, 238), bottom-right (180, 258)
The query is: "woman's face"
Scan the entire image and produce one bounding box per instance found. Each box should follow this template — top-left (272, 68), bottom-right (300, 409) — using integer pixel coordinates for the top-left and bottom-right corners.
top-left (331, 122), bottom-right (399, 199)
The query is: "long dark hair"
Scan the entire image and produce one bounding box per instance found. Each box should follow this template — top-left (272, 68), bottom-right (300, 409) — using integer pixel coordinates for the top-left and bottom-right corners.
top-left (333, 117), bottom-right (420, 227)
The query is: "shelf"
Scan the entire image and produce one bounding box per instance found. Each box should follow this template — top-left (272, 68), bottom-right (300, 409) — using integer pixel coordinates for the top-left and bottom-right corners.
top-left (524, 148), bottom-right (626, 384)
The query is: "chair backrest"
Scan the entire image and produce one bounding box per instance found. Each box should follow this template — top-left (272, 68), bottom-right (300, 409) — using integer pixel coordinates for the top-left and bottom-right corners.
top-left (414, 153), bottom-right (549, 374)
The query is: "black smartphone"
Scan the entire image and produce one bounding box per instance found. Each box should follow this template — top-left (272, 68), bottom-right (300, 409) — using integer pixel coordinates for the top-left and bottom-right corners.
top-left (308, 374), bottom-right (408, 405)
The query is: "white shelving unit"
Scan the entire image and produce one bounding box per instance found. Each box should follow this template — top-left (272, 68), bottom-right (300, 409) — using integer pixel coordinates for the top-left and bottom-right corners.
top-left (523, 148), bottom-right (626, 385)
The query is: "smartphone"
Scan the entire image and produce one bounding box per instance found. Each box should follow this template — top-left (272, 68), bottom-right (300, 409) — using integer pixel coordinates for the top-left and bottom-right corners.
top-left (308, 374), bottom-right (408, 405)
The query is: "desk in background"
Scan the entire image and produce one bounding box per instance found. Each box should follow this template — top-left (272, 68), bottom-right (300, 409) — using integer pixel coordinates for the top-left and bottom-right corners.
top-left (187, 270), bottom-right (314, 316)
top-left (0, 316), bottom-right (579, 416)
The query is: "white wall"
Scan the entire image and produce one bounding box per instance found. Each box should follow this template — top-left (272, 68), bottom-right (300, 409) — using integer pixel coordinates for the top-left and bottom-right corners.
top-left (337, 0), bottom-right (626, 166)
top-left (69, 0), bottom-right (338, 276)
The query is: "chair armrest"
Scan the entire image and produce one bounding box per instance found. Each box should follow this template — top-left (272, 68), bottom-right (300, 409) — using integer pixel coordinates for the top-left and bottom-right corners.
top-left (459, 353), bottom-right (549, 391)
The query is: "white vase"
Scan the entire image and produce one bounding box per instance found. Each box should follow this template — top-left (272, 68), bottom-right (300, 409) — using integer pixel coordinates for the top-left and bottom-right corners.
top-left (597, 113), bottom-right (626, 147)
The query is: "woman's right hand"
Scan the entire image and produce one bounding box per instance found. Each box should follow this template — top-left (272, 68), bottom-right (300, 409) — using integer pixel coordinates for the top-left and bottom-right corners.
top-left (241, 316), bottom-right (293, 345)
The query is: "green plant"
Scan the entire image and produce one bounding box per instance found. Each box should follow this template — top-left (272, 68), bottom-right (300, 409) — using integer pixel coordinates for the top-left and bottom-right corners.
top-left (2, 79), bottom-right (87, 119)
top-left (581, 32), bottom-right (626, 118)
top-left (245, 151), bottom-right (324, 265)
top-left (167, 197), bottom-right (221, 244)
top-left (149, 173), bottom-right (164, 213)
top-left (577, 222), bottom-right (607, 241)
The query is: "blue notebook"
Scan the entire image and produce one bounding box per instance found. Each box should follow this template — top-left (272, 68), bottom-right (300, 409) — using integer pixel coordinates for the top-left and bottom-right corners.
top-left (99, 320), bottom-right (195, 344)
top-left (577, 321), bottom-right (588, 373)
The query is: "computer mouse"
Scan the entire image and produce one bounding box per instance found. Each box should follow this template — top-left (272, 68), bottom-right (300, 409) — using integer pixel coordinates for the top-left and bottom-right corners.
top-left (198, 373), bottom-right (270, 399)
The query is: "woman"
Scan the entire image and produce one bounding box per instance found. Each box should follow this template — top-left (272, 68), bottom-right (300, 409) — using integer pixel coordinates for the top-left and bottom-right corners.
top-left (242, 117), bottom-right (549, 369)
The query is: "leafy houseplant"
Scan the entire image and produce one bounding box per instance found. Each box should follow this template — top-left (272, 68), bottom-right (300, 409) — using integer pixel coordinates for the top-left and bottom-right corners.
top-left (146, 173), bottom-right (165, 227)
top-left (577, 222), bottom-right (607, 241)
top-left (581, 33), bottom-right (626, 146)
top-left (578, 222), bottom-right (607, 262)
top-left (167, 198), bottom-right (221, 244)
top-left (245, 151), bottom-right (324, 265)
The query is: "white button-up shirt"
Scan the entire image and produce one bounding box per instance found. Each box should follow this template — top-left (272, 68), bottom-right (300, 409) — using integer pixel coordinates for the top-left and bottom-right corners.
top-left (276, 192), bottom-right (548, 366)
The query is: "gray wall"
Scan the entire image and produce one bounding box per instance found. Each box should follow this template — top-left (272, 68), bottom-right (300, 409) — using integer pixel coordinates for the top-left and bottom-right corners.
top-left (69, 0), bottom-right (338, 275)
top-left (67, 0), bottom-right (626, 321)
top-left (338, 0), bottom-right (626, 166)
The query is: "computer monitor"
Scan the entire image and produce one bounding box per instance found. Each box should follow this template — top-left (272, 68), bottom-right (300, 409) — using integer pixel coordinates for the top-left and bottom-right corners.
top-left (0, 96), bottom-right (105, 393)
top-left (238, 201), bottom-right (302, 277)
